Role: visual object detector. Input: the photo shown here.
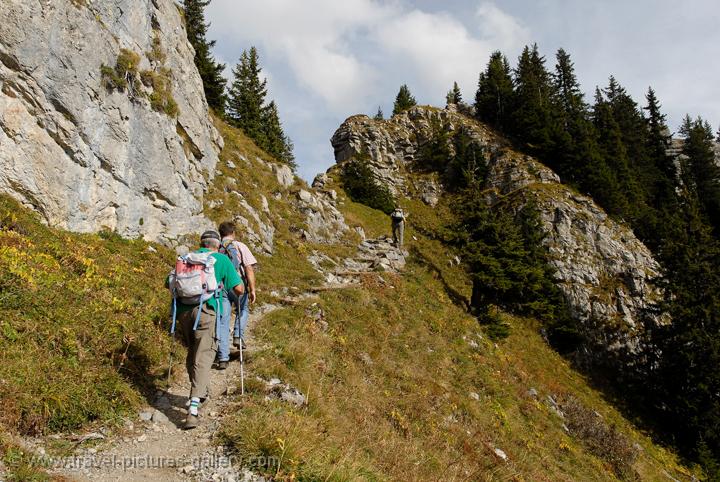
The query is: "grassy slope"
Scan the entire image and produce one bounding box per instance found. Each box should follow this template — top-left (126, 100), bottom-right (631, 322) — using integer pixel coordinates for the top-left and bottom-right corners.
top-left (0, 116), bottom-right (698, 480)
top-left (0, 194), bottom-right (179, 478)
top-left (208, 121), bottom-right (696, 480)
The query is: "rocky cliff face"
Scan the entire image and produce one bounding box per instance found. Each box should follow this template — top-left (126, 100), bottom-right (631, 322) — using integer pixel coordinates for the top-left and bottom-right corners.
top-left (331, 106), bottom-right (662, 366)
top-left (0, 0), bottom-right (221, 243)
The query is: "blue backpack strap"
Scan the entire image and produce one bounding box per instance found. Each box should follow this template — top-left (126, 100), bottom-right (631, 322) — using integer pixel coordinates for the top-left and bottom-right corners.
top-left (192, 297), bottom-right (203, 330)
top-left (192, 290), bottom-right (222, 332)
top-left (222, 239), bottom-right (242, 271)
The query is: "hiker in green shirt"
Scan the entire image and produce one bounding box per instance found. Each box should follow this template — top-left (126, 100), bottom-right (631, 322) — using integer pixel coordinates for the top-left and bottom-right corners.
top-left (174, 230), bottom-right (243, 429)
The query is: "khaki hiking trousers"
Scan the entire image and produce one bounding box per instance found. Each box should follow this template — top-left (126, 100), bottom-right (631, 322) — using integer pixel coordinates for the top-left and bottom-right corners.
top-left (392, 221), bottom-right (404, 247)
top-left (177, 305), bottom-right (218, 399)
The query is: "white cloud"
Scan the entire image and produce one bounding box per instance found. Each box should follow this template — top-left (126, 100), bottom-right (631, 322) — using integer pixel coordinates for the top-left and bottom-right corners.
top-left (205, 0), bottom-right (531, 180)
top-left (207, 1), bottom-right (527, 113)
top-left (475, 3), bottom-right (530, 51)
top-left (207, 0), bottom-right (397, 113)
top-left (373, 3), bottom-right (529, 98)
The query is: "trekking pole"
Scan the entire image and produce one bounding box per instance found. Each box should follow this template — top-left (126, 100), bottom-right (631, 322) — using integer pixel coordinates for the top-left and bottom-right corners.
top-left (224, 362), bottom-right (230, 396)
top-left (166, 334), bottom-right (176, 389)
top-left (167, 298), bottom-right (177, 388)
top-left (239, 339), bottom-right (245, 395)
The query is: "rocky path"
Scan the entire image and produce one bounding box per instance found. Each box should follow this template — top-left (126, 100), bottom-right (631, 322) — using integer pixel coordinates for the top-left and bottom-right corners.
top-left (307, 235), bottom-right (408, 287)
top-left (47, 239), bottom-right (405, 481)
top-left (52, 305), bottom-right (279, 482)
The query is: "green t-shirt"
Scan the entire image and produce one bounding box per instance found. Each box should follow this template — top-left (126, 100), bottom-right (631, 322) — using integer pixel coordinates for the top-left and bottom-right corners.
top-left (175, 248), bottom-right (242, 315)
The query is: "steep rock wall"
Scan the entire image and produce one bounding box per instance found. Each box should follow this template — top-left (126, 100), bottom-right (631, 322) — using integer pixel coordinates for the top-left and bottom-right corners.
top-left (0, 0), bottom-right (221, 243)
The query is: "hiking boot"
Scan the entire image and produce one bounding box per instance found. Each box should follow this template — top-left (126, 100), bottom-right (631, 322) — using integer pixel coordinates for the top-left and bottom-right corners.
top-left (216, 360), bottom-right (229, 370)
top-left (233, 337), bottom-right (246, 350)
top-left (184, 414), bottom-right (199, 430)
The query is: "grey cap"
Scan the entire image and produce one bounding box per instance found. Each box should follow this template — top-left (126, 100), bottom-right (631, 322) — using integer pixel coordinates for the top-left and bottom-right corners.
top-left (200, 230), bottom-right (221, 241)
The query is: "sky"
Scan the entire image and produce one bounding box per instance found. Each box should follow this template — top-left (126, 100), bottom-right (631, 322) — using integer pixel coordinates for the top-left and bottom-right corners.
top-left (204, 0), bottom-right (720, 182)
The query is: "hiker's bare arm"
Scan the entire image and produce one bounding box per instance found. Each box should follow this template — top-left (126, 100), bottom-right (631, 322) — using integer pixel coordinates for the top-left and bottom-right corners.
top-left (245, 264), bottom-right (257, 303)
top-left (233, 283), bottom-right (244, 295)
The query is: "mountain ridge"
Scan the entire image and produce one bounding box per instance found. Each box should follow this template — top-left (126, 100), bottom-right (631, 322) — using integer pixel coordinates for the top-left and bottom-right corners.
top-left (0, 1), bottom-right (707, 479)
top-left (328, 105), bottom-right (662, 375)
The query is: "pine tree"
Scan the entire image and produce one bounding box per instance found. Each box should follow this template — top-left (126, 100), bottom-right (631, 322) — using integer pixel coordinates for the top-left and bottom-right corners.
top-left (446, 127), bottom-right (486, 188)
top-left (602, 77), bottom-right (654, 204)
top-left (340, 157), bottom-right (396, 214)
top-left (373, 106), bottom-right (384, 120)
top-left (392, 84), bottom-right (416, 116)
top-left (651, 191), bottom-right (720, 474)
top-left (680, 115), bottom-right (720, 233)
top-left (227, 47), bottom-right (268, 147)
top-left (446, 81), bottom-right (462, 105)
top-left (182, 0), bottom-right (227, 114)
top-left (515, 201), bottom-right (578, 350)
top-left (227, 47), bottom-right (295, 168)
top-left (510, 44), bottom-right (554, 153)
top-left (416, 119), bottom-right (452, 173)
top-left (592, 86), bottom-right (639, 218)
top-left (262, 101), bottom-right (296, 169)
top-left (547, 48), bottom-right (594, 185)
top-left (451, 181), bottom-right (570, 341)
top-left (553, 49), bottom-right (585, 117)
top-left (643, 88), bottom-right (678, 212)
top-left (455, 185), bottom-right (526, 316)
top-left (474, 51), bottom-right (514, 130)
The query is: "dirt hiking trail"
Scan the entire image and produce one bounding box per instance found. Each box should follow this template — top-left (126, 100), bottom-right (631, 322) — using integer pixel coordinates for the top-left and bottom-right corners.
top-left (54, 304), bottom-right (279, 482)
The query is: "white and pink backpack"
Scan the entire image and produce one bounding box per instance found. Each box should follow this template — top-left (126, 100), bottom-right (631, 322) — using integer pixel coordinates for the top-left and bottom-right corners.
top-left (168, 252), bottom-right (221, 333)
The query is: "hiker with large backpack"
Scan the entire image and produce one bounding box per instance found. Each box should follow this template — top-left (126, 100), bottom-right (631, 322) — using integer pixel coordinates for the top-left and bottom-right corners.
top-left (167, 230), bottom-right (244, 429)
top-left (217, 221), bottom-right (258, 363)
top-left (390, 207), bottom-right (407, 247)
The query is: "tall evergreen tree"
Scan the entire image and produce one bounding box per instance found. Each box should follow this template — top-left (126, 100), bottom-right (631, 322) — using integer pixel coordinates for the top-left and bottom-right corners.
top-left (182, 0), bottom-right (227, 114)
top-left (474, 51), bottom-right (514, 130)
top-left (452, 186), bottom-right (569, 337)
top-left (680, 115), bottom-right (720, 233)
top-left (392, 84), bottom-right (417, 116)
top-left (227, 47), bottom-right (294, 168)
top-left (446, 81), bottom-right (462, 105)
top-left (643, 88), bottom-right (678, 212)
top-left (341, 157), bottom-right (396, 214)
top-left (373, 106), bottom-right (384, 120)
top-left (262, 101), bottom-right (296, 169)
top-left (602, 77), bottom-right (654, 202)
top-left (227, 47), bottom-right (267, 145)
top-left (651, 191), bottom-right (720, 475)
top-left (547, 48), bottom-right (596, 185)
top-left (592, 85), bottom-right (640, 219)
top-left (509, 44), bottom-right (554, 153)
top-left (552, 49), bottom-right (583, 117)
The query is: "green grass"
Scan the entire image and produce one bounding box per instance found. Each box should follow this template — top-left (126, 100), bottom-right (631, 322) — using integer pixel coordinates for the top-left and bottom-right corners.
top-left (0, 195), bottom-right (177, 436)
top-left (0, 115), bottom-right (700, 481)
top-left (220, 259), bottom-right (695, 480)
top-left (213, 161), bottom-right (697, 480)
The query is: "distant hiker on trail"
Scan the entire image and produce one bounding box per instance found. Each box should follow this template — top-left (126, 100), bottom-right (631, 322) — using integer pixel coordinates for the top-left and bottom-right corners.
top-left (218, 221), bottom-right (258, 358)
top-left (390, 207), bottom-right (406, 247)
top-left (167, 230), bottom-right (244, 429)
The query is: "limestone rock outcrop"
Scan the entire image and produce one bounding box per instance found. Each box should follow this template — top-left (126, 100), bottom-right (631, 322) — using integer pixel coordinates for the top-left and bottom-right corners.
top-left (331, 105), bottom-right (663, 364)
top-left (296, 187), bottom-right (348, 244)
top-left (0, 0), bottom-right (221, 243)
